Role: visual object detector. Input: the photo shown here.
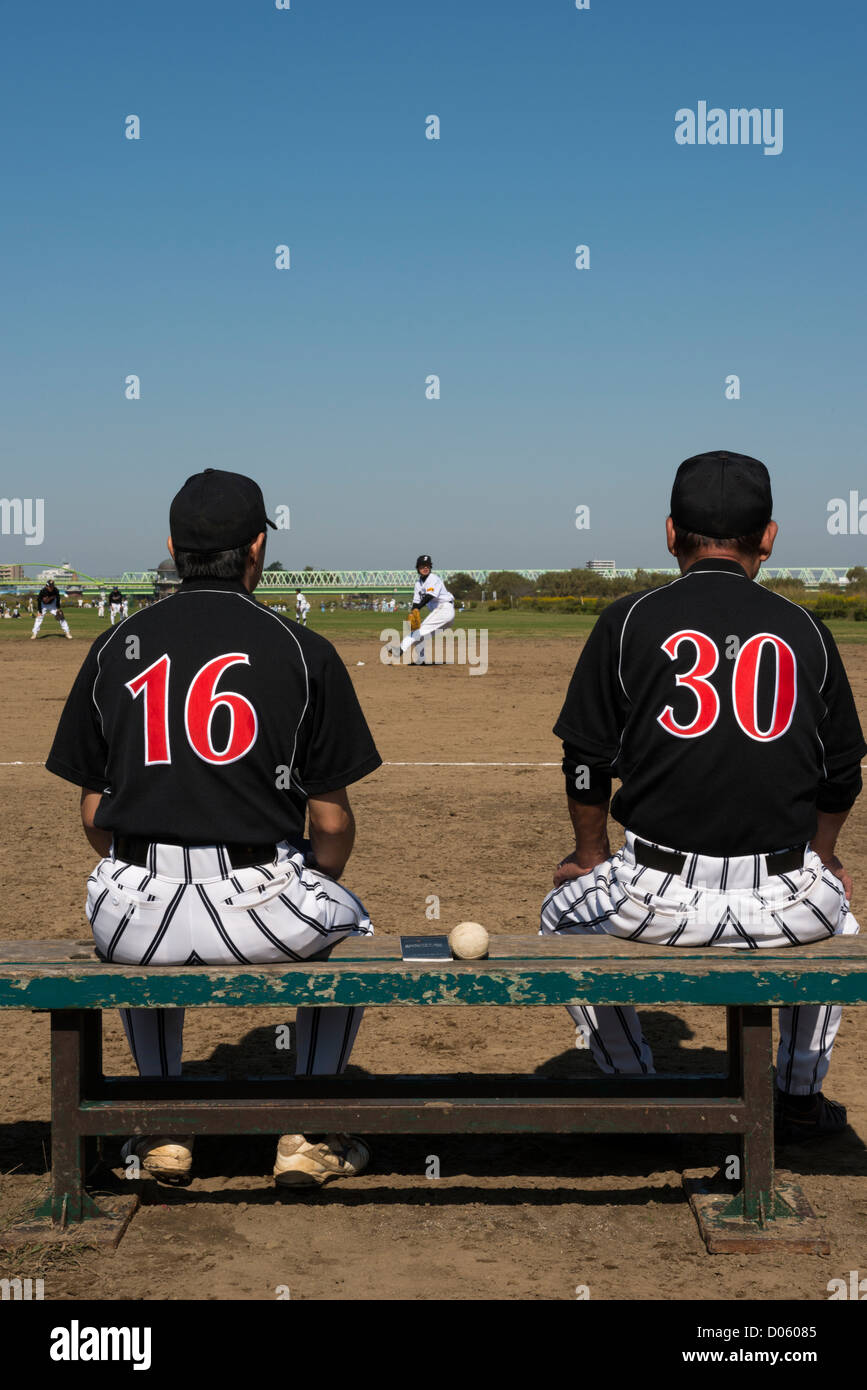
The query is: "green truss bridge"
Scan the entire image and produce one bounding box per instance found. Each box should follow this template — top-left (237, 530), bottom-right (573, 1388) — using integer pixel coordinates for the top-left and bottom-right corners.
top-left (0, 566), bottom-right (857, 596)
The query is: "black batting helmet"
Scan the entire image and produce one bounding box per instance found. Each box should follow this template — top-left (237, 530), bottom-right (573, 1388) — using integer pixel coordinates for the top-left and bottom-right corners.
top-left (416, 554), bottom-right (432, 571)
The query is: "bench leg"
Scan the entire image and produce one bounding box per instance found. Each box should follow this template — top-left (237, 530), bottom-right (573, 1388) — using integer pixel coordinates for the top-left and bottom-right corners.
top-left (740, 1004), bottom-right (775, 1222)
top-left (40, 1011), bottom-right (108, 1224)
top-left (81, 1010), bottom-right (104, 1178)
top-left (0, 1011), bottom-right (139, 1249)
top-left (685, 1006), bottom-right (829, 1253)
top-left (724, 1002), bottom-right (742, 1091)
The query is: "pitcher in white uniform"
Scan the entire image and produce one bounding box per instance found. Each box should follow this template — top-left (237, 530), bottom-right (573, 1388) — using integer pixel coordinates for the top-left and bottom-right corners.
top-left (400, 554), bottom-right (455, 665)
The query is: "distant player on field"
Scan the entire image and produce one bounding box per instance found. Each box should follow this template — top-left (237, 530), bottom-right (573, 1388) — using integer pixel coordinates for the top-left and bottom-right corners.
top-left (108, 586), bottom-right (124, 625)
top-left (31, 579), bottom-right (72, 640)
top-left (295, 590), bottom-right (311, 626)
top-left (399, 555), bottom-right (455, 666)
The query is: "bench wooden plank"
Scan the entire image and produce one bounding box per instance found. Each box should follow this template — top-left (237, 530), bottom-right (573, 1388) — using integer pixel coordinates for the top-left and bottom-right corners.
top-left (2, 958), bottom-right (867, 1008)
top-left (2, 936), bottom-right (867, 963)
top-left (73, 1093), bottom-right (750, 1136)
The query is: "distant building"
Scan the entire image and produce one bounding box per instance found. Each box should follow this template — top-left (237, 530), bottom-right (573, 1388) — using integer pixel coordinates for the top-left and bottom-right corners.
top-left (0, 564), bottom-right (24, 582)
top-left (586, 560), bottom-right (615, 575)
top-left (38, 564), bottom-right (80, 584)
top-left (154, 557), bottom-right (181, 599)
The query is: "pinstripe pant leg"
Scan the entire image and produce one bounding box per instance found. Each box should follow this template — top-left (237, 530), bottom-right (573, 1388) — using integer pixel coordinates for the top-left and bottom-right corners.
top-left (295, 1007), bottom-right (363, 1075)
top-left (119, 1009), bottom-right (185, 1077)
top-left (566, 1004), bottom-right (655, 1076)
top-left (776, 1004), bottom-right (842, 1096)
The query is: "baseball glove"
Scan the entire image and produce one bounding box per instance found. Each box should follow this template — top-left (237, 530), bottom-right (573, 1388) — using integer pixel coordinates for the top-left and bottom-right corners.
top-left (409, 608), bottom-right (421, 631)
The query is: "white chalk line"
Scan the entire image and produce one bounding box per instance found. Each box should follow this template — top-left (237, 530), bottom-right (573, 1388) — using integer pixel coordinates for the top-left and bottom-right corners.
top-left (6, 758), bottom-right (867, 769)
top-left (2, 758), bottom-right (558, 774)
top-left (387, 761), bottom-right (867, 769)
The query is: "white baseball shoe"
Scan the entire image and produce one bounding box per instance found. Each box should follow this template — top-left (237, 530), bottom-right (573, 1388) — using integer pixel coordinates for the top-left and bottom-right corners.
top-left (121, 1135), bottom-right (194, 1181)
top-left (65, 631), bottom-right (73, 639)
top-left (273, 1133), bottom-right (370, 1187)
top-left (30, 633), bottom-right (37, 640)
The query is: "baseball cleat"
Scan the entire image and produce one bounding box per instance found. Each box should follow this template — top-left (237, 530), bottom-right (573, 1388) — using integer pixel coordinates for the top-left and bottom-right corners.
top-left (30, 633), bottom-right (37, 640)
top-left (65, 631), bottom-right (73, 639)
top-left (273, 1132), bottom-right (370, 1187)
top-left (121, 1134), bottom-right (194, 1181)
top-left (774, 1090), bottom-right (847, 1144)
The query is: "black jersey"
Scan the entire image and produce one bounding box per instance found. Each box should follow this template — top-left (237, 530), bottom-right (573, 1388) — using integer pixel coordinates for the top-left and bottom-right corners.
top-left (108, 588), bottom-right (123, 604)
top-left (46, 577), bottom-right (382, 844)
top-left (38, 585), bottom-right (60, 611)
top-left (556, 558), bottom-right (866, 856)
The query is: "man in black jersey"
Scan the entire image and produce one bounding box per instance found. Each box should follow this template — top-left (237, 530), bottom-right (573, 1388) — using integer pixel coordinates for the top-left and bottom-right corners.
top-left (107, 586), bottom-right (124, 625)
top-left (541, 451), bottom-right (865, 1140)
top-left (47, 469), bottom-right (382, 1186)
top-left (31, 579), bottom-right (72, 640)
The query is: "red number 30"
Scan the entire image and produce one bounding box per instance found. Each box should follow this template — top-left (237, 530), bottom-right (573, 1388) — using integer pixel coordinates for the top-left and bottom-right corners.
top-left (657, 629), bottom-right (797, 743)
top-left (126, 652), bottom-right (258, 766)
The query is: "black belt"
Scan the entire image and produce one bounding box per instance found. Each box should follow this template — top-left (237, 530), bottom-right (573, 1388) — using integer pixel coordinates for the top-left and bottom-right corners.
top-left (114, 835), bottom-right (277, 871)
top-left (633, 840), bottom-right (806, 878)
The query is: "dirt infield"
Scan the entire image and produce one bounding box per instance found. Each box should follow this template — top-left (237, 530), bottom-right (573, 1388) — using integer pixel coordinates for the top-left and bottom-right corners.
top-left (1, 630), bottom-right (865, 1301)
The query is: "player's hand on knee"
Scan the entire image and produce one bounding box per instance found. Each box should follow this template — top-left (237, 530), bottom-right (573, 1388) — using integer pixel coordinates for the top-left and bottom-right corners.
top-left (553, 850), bottom-right (606, 887)
top-left (553, 857), bottom-right (583, 887)
top-left (821, 853), bottom-right (853, 901)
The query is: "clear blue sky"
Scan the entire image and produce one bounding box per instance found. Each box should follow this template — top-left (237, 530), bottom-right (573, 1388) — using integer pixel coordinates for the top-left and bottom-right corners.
top-left (1, 0), bottom-right (865, 577)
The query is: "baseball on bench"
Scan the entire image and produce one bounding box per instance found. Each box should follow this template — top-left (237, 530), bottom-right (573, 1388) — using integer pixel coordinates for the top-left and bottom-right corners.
top-left (449, 921), bottom-right (489, 959)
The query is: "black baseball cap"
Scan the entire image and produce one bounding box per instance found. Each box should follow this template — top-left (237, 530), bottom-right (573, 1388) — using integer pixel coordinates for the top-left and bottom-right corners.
top-left (416, 554), bottom-right (432, 570)
top-left (170, 469), bottom-right (276, 553)
top-left (670, 451), bottom-right (773, 540)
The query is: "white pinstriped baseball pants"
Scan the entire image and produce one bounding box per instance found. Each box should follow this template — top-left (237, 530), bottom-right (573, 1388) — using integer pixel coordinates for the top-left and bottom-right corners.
top-left (32, 607), bottom-right (70, 635)
top-left (399, 603), bottom-right (456, 663)
top-left (540, 831), bottom-right (859, 1095)
top-left (86, 841), bottom-right (371, 1079)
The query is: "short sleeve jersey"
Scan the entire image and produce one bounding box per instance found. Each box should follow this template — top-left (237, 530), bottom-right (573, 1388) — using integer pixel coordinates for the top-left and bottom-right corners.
top-left (108, 588), bottom-right (123, 605)
top-left (555, 558), bottom-right (866, 855)
top-left (46, 577), bottom-right (382, 845)
top-left (413, 573), bottom-right (453, 610)
top-left (38, 586), bottom-right (60, 611)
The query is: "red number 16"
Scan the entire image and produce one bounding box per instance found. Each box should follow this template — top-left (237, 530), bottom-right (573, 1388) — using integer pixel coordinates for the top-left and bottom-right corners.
top-left (126, 652), bottom-right (259, 766)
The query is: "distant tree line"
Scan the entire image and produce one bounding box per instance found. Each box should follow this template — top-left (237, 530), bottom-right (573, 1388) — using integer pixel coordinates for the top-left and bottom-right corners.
top-left (448, 568), bottom-right (683, 601)
top-left (445, 567), bottom-right (867, 620)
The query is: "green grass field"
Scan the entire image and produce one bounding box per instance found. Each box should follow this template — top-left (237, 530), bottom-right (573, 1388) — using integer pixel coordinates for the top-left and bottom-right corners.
top-left (0, 604), bottom-right (598, 643)
top-left (4, 603), bottom-right (867, 645)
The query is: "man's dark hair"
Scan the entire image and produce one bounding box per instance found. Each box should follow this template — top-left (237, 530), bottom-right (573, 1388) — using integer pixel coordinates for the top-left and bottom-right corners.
top-left (672, 524), bottom-right (766, 559)
top-left (173, 543), bottom-right (252, 581)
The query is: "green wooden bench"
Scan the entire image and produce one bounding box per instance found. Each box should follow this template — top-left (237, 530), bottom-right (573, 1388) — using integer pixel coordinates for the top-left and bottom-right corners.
top-left (1, 934), bottom-right (866, 1253)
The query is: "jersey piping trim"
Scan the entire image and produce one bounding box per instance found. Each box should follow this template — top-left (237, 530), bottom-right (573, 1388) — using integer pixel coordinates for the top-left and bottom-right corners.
top-left (681, 568), bottom-right (749, 579)
top-left (770, 588), bottom-right (829, 692)
top-left (92, 609), bottom-right (139, 739)
top-left (617, 576), bottom-right (685, 703)
top-left (232, 591), bottom-right (311, 795)
top-left (815, 729), bottom-right (829, 782)
top-left (756, 587), bottom-right (832, 774)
